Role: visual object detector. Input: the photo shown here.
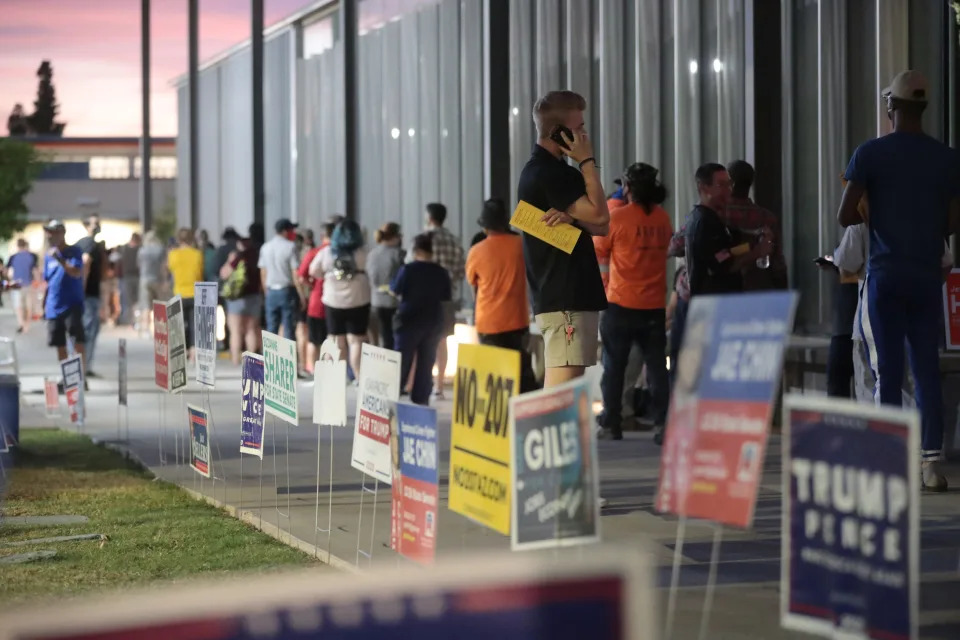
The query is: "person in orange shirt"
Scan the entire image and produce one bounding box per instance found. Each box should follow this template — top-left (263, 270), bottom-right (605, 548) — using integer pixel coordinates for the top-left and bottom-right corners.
top-left (466, 198), bottom-right (538, 393)
top-left (593, 163), bottom-right (673, 441)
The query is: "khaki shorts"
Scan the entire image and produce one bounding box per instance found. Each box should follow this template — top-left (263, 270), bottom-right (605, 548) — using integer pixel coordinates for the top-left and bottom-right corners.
top-left (535, 310), bottom-right (599, 368)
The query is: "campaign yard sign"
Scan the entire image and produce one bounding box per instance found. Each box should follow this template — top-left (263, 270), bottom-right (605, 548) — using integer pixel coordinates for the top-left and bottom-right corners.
top-left (448, 343), bottom-right (520, 535)
top-left (656, 291), bottom-right (798, 528)
top-left (240, 353), bottom-right (265, 458)
top-left (194, 282), bottom-right (218, 387)
top-left (262, 331), bottom-right (298, 426)
top-left (943, 269), bottom-right (960, 350)
top-left (153, 301), bottom-right (169, 391)
top-left (351, 344), bottom-right (401, 483)
top-left (390, 402), bottom-right (439, 565)
top-left (781, 395), bottom-right (919, 640)
top-left (60, 354), bottom-right (84, 426)
top-left (43, 377), bottom-right (60, 418)
top-left (167, 296), bottom-right (188, 393)
top-left (314, 338), bottom-right (347, 427)
top-left (188, 404), bottom-right (211, 477)
top-left (510, 377), bottom-right (600, 551)
top-left (0, 549), bottom-right (657, 640)
top-left (118, 339), bottom-right (127, 406)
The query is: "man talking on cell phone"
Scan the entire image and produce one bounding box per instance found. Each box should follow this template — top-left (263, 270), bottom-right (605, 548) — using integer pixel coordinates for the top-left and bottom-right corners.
top-left (517, 91), bottom-right (610, 388)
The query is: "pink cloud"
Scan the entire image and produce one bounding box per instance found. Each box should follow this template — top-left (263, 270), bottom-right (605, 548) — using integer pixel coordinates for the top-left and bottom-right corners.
top-left (0, 0), bottom-right (314, 136)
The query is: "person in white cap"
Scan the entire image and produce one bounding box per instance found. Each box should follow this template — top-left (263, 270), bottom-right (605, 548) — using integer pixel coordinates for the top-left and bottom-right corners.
top-left (838, 70), bottom-right (960, 491)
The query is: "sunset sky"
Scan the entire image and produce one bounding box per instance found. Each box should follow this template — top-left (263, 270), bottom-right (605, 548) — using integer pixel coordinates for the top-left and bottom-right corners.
top-left (1, 0), bottom-right (312, 137)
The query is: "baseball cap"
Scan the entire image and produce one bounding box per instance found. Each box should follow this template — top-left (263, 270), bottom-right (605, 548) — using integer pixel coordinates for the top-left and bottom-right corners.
top-left (274, 218), bottom-right (299, 233)
top-left (43, 219), bottom-right (66, 232)
top-left (882, 70), bottom-right (928, 103)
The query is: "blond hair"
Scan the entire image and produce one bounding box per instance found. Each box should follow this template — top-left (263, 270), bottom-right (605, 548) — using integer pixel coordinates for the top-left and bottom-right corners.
top-left (532, 90), bottom-right (586, 138)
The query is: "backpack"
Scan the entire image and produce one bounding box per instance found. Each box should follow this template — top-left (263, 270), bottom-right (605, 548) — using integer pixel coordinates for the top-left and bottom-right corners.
top-left (331, 252), bottom-right (362, 281)
top-left (222, 259), bottom-right (247, 300)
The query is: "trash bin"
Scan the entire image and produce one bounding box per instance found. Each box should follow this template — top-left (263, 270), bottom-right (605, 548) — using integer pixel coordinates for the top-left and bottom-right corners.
top-left (0, 374), bottom-right (20, 447)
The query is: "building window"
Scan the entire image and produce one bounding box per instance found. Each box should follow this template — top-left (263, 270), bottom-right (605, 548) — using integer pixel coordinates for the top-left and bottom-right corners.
top-left (133, 156), bottom-right (178, 179)
top-left (89, 156), bottom-right (131, 179)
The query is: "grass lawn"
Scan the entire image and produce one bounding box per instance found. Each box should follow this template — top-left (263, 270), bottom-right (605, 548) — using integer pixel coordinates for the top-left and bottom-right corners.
top-left (0, 429), bottom-right (319, 605)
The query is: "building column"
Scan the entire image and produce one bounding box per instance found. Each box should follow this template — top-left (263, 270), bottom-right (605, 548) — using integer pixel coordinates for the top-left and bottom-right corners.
top-left (188, 0), bottom-right (199, 230)
top-left (252, 0), bottom-right (265, 227)
top-left (341, 0), bottom-right (358, 220)
top-left (484, 0), bottom-right (510, 206)
top-left (140, 0), bottom-right (152, 231)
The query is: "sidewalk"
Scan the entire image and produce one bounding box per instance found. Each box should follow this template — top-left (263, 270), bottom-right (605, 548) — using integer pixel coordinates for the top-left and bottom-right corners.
top-left (4, 309), bottom-right (960, 638)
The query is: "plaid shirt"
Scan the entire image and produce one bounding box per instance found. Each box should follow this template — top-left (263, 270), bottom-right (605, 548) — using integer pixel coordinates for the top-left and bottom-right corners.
top-left (430, 226), bottom-right (465, 299)
top-left (717, 197), bottom-right (788, 291)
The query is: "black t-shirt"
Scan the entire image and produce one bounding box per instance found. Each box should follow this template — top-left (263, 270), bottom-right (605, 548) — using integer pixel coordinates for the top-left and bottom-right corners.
top-left (685, 204), bottom-right (743, 296)
top-left (74, 236), bottom-right (104, 298)
top-left (516, 145), bottom-right (606, 315)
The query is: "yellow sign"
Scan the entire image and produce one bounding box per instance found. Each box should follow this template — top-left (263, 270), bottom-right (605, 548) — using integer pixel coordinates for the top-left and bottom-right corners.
top-left (510, 200), bottom-right (582, 254)
top-left (448, 343), bottom-right (521, 535)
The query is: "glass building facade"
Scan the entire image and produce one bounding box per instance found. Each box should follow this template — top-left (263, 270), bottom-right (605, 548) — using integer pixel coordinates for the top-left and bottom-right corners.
top-left (176, 0), bottom-right (957, 330)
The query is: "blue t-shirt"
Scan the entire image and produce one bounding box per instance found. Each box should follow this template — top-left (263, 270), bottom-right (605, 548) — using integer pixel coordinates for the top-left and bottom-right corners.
top-left (844, 131), bottom-right (960, 280)
top-left (43, 245), bottom-right (85, 318)
top-left (6, 251), bottom-right (37, 285)
top-left (391, 261), bottom-right (451, 332)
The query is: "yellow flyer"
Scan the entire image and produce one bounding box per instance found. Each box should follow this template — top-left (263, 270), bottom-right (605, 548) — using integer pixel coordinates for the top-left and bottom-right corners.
top-left (510, 201), bottom-right (582, 254)
top-left (448, 343), bottom-right (521, 534)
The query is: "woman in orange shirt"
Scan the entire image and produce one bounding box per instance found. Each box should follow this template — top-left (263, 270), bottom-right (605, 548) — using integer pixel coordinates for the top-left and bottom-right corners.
top-left (593, 163), bottom-right (673, 441)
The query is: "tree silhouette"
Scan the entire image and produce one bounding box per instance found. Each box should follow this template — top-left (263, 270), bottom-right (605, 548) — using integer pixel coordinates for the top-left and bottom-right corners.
top-left (26, 61), bottom-right (66, 136)
top-left (0, 139), bottom-right (43, 241)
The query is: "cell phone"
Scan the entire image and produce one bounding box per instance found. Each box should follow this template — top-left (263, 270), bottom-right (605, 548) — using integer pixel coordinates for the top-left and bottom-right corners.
top-left (813, 256), bottom-right (835, 268)
top-left (550, 125), bottom-right (573, 150)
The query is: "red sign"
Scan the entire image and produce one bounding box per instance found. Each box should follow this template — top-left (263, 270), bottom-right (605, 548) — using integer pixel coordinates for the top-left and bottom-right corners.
top-left (65, 387), bottom-right (81, 423)
top-left (43, 377), bottom-right (60, 418)
top-left (656, 398), bottom-right (769, 527)
top-left (943, 269), bottom-right (960, 350)
top-left (154, 301), bottom-right (169, 391)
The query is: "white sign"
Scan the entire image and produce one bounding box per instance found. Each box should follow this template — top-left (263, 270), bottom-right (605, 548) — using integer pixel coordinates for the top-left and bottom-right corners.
top-left (313, 338), bottom-right (347, 428)
top-left (194, 282), bottom-right (218, 388)
top-left (351, 344), bottom-right (401, 483)
top-left (167, 296), bottom-right (187, 393)
top-left (262, 330), bottom-right (299, 426)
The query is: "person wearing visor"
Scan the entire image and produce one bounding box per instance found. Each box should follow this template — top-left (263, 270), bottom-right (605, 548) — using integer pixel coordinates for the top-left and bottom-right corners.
top-left (838, 70), bottom-right (960, 491)
top-left (41, 220), bottom-right (87, 384)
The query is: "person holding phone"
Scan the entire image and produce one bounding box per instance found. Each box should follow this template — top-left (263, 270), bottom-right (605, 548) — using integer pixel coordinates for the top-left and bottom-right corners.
top-left (42, 220), bottom-right (87, 381)
top-left (516, 90), bottom-right (610, 388)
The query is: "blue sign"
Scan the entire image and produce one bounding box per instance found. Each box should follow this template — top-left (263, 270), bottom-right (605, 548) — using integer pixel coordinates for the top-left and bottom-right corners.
top-left (240, 353), bottom-right (265, 459)
top-left (510, 377), bottom-right (599, 550)
top-left (782, 396), bottom-right (919, 640)
top-left (391, 403), bottom-right (439, 564)
top-left (675, 291), bottom-right (797, 403)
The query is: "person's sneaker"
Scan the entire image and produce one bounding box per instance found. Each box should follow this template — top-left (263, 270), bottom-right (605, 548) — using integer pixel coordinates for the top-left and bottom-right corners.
top-left (922, 460), bottom-right (948, 492)
top-left (433, 389), bottom-right (445, 400)
top-left (297, 369), bottom-right (311, 380)
top-left (652, 425), bottom-right (665, 446)
top-left (15, 326), bottom-right (23, 334)
top-left (599, 497), bottom-right (609, 509)
top-left (86, 371), bottom-right (101, 379)
top-left (597, 427), bottom-right (623, 441)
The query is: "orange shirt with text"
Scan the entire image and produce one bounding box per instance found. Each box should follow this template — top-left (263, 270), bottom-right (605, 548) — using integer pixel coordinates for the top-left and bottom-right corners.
top-left (593, 202), bottom-right (673, 310)
top-left (466, 233), bottom-right (529, 335)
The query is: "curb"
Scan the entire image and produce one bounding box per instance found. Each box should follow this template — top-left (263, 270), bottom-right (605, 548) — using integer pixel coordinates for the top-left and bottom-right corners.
top-left (98, 439), bottom-right (359, 575)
